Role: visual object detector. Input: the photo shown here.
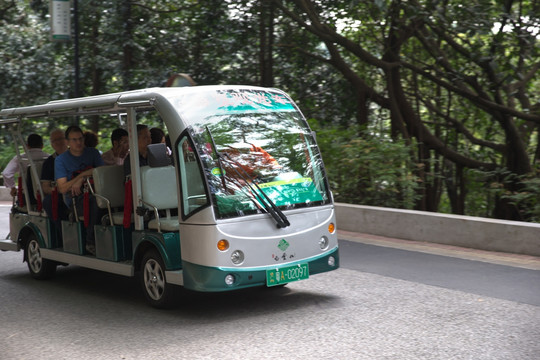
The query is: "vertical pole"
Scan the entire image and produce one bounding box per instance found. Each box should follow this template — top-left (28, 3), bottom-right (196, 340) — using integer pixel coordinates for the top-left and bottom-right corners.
top-left (126, 108), bottom-right (143, 230)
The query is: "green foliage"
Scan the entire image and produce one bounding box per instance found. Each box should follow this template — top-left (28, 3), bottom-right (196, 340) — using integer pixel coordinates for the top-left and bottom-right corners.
top-left (504, 176), bottom-right (540, 222)
top-left (310, 119), bottom-right (421, 209)
top-left (269, 0), bottom-right (539, 221)
top-left (1, 0), bottom-right (538, 222)
top-left (468, 167), bottom-right (540, 222)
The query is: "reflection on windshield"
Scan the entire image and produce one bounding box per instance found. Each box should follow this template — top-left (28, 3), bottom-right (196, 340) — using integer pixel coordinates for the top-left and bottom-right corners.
top-left (184, 89), bottom-right (330, 219)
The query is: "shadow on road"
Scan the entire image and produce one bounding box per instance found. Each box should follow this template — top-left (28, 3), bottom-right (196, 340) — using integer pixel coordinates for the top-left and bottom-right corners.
top-left (3, 264), bottom-right (341, 320)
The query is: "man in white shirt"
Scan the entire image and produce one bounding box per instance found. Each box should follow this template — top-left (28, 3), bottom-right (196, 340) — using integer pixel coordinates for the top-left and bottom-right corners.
top-left (2, 133), bottom-right (49, 197)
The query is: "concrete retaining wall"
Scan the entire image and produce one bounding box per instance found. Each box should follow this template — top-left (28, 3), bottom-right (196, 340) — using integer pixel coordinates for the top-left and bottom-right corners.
top-left (2, 186), bottom-right (539, 256)
top-left (335, 203), bottom-right (540, 257)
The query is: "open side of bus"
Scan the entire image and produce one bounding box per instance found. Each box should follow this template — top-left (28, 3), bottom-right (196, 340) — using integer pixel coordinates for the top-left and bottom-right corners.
top-left (0, 86), bottom-right (339, 308)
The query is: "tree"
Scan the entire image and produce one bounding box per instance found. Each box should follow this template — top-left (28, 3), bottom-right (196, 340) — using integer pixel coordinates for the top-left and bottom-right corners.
top-left (2, 0), bottom-right (538, 221)
top-left (270, 0), bottom-right (540, 220)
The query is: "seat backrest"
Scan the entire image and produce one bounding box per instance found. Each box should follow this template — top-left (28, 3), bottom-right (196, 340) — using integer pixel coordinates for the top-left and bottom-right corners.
top-left (92, 165), bottom-right (125, 208)
top-left (24, 160), bottom-right (46, 205)
top-left (147, 143), bottom-right (171, 167)
top-left (33, 161), bottom-right (44, 200)
top-left (140, 165), bottom-right (177, 210)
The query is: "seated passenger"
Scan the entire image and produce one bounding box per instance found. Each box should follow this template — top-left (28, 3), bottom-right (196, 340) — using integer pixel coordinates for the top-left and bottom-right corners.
top-left (1, 133), bottom-right (49, 198)
top-left (102, 128), bottom-right (129, 166)
top-left (41, 129), bottom-right (69, 229)
top-left (55, 126), bottom-right (105, 255)
top-left (124, 124), bottom-right (152, 177)
top-left (83, 130), bottom-right (99, 150)
top-left (150, 127), bottom-right (172, 156)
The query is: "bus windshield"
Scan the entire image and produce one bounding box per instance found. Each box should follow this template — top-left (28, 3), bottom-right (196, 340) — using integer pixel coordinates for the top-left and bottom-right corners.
top-left (176, 88), bottom-right (331, 220)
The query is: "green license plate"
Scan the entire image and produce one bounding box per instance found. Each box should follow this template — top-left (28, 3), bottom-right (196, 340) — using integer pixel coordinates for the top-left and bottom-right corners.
top-left (266, 263), bottom-right (309, 286)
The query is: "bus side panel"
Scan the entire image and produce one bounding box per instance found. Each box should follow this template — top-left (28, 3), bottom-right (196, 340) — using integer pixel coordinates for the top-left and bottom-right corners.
top-left (30, 215), bottom-right (57, 248)
top-left (132, 231), bottom-right (182, 270)
top-left (61, 220), bottom-right (85, 255)
top-left (9, 213), bottom-right (26, 246)
top-left (95, 225), bottom-right (127, 261)
top-left (162, 232), bottom-right (181, 268)
top-left (10, 213), bottom-right (50, 249)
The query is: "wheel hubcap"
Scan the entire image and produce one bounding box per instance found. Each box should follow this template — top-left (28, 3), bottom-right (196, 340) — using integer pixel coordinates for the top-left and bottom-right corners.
top-left (28, 240), bottom-right (42, 273)
top-left (144, 259), bottom-right (165, 301)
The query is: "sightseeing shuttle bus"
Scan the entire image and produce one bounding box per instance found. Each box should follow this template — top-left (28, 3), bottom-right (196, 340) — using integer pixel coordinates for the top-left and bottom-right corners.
top-left (0, 86), bottom-right (339, 307)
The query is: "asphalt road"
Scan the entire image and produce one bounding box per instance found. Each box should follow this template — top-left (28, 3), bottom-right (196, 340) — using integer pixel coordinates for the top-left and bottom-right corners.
top-left (1, 203), bottom-right (539, 359)
top-left (338, 239), bottom-right (540, 306)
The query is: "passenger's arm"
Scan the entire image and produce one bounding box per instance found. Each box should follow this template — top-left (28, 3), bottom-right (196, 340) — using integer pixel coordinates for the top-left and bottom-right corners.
top-left (2, 156), bottom-right (18, 194)
top-left (41, 180), bottom-right (54, 195)
top-left (56, 168), bottom-right (93, 196)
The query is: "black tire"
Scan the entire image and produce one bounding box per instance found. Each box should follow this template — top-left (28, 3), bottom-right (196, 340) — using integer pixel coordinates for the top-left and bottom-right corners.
top-left (25, 233), bottom-right (56, 280)
top-left (140, 249), bottom-right (175, 309)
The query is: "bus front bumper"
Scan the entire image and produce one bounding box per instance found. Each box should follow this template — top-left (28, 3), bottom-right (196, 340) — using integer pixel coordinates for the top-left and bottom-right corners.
top-left (181, 247), bottom-right (339, 292)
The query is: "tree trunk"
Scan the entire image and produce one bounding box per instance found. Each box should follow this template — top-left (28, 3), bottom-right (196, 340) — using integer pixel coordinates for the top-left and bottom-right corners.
top-left (259, 0), bottom-right (274, 87)
top-left (356, 90), bottom-right (368, 135)
top-left (89, 11), bottom-right (102, 134)
top-left (492, 113), bottom-right (533, 220)
top-left (121, 0), bottom-right (133, 90)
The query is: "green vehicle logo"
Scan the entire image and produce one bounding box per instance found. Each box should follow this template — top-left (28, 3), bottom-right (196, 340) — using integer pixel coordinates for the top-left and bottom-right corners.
top-left (277, 239), bottom-right (289, 251)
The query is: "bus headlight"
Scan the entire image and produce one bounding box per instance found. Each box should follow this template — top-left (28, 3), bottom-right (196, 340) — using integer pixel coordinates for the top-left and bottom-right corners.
top-left (225, 274), bottom-right (236, 286)
top-left (231, 250), bottom-right (244, 265)
top-left (319, 236), bottom-right (329, 250)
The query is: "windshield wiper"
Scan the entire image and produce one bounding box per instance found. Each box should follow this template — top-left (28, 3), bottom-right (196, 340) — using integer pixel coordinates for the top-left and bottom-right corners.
top-left (221, 153), bottom-right (290, 229)
top-left (205, 126), bottom-right (290, 228)
top-left (206, 126), bottom-right (227, 190)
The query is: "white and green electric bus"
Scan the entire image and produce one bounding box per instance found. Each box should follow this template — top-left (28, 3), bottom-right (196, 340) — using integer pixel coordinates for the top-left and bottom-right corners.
top-left (0, 86), bottom-right (339, 307)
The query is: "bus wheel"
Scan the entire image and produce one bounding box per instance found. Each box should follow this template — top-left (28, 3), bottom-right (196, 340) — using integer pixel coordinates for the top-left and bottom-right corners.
top-left (140, 249), bottom-right (174, 309)
top-left (25, 234), bottom-right (56, 280)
